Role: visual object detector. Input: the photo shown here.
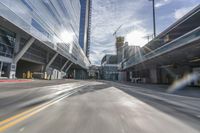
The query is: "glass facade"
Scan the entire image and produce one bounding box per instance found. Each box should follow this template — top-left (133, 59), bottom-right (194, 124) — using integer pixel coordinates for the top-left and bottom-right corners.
top-left (0, 26), bottom-right (15, 58)
top-left (0, 0), bottom-right (90, 68)
top-left (79, 0), bottom-right (91, 57)
top-left (79, 0), bottom-right (87, 49)
top-left (102, 65), bottom-right (118, 80)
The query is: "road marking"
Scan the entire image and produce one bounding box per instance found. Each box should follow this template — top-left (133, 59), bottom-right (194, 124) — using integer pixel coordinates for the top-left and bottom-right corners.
top-left (0, 88), bottom-right (80, 132)
top-left (19, 127), bottom-right (24, 132)
top-left (0, 105), bottom-right (42, 126)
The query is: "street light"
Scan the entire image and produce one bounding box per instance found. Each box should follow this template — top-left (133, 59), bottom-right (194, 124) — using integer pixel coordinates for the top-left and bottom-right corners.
top-left (149, 0), bottom-right (156, 38)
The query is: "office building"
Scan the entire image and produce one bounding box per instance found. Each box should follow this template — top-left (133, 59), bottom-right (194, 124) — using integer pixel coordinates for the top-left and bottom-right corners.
top-left (0, 0), bottom-right (90, 79)
top-left (101, 54), bottom-right (118, 80)
top-left (79, 0), bottom-right (92, 57)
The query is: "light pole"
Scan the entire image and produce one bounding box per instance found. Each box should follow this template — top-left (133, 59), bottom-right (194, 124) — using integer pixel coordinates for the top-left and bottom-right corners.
top-left (149, 0), bottom-right (156, 38)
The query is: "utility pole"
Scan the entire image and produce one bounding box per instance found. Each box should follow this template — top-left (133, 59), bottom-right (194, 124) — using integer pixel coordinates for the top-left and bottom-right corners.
top-left (149, 0), bottom-right (156, 38)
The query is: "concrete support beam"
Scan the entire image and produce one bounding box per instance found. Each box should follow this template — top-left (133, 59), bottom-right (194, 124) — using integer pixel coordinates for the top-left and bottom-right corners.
top-left (150, 67), bottom-right (158, 84)
top-left (60, 60), bottom-right (69, 71)
top-left (0, 62), bottom-right (3, 77)
top-left (14, 37), bottom-right (35, 63)
top-left (45, 53), bottom-right (59, 70)
top-left (74, 69), bottom-right (76, 79)
top-left (14, 33), bottom-right (21, 54)
top-left (65, 62), bottom-right (73, 73)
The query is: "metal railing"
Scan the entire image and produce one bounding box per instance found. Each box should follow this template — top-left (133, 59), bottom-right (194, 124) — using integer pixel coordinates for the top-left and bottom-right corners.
top-left (124, 26), bottom-right (200, 69)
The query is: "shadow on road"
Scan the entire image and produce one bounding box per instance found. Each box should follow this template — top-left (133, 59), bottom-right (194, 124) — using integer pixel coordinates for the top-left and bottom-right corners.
top-left (115, 86), bottom-right (200, 130)
top-left (69, 84), bottom-right (111, 98)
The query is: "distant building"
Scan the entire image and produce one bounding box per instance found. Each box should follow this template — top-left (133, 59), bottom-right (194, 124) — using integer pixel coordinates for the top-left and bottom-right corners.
top-left (79, 0), bottom-right (92, 58)
top-left (88, 65), bottom-right (101, 79)
top-left (101, 54), bottom-right (118, 80)
top-left (122, 42), bottom-right (141, 62)
top-left (0, 0), bottom-right (90, 79)
top-left (115, 36), bottom-right (125, 63)
top-left (117, 41), bottom-right (141, 81)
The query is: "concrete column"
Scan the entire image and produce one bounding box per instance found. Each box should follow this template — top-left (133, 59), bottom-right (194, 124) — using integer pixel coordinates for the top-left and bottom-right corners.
top-left (10, 37), bottom-right (35, 79)
top-left (13, 37), bottom-right (35, 63)
top-left (0, 62), bottom-right (3, 77)
top-left (74, 69), bottom-right (76, 79)
top-left (9, 63), bottom-right (17, 79)
top-left (118, 71), bottom-right (127, 81)
top-left (14, 33), bottom-right (21, 54)
top-left (60, 60), bottom-right (69, 71)
top-left (46, 52), bottom-right (50, 63)
top-left (129, 71), bottom-right (133, 82)
top-left (65, 62), bottom-right (73, 73)
top-left (150, 67), bottom-right (158, 84)
top-left (45, 53), bottom-right (59, 71)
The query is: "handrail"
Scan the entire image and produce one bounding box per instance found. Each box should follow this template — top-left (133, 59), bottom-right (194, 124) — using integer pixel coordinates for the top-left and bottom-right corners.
top-left (124, 26), bottom-right (200, 69)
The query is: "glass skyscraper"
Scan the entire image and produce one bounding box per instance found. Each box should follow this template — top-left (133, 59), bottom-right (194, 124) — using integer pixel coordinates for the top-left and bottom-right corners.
top-left (79, 0), bottom-right (92, 57)
top-left (0, 0), bottom-right (90, 78)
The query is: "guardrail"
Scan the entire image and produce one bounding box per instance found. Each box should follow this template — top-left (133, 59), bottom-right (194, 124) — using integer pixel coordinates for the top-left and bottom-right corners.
top-left (123, 26), bottom-right (200, 69)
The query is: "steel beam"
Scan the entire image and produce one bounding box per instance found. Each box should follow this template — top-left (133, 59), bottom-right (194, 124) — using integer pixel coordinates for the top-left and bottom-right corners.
top-left (13, 37), bottom-right (35, 63)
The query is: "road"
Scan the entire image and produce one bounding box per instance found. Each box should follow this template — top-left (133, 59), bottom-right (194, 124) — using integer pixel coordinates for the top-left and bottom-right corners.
top-left (0, 80), bottom-right (200, 133)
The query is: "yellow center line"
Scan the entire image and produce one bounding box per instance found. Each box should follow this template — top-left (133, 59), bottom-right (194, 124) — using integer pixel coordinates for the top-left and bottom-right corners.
top-left (0, 91), bottom-right (75, 132)
top-left (0, 99), bottom-right (52, 126)
top-left (0, 104), bottom-right (48, 132)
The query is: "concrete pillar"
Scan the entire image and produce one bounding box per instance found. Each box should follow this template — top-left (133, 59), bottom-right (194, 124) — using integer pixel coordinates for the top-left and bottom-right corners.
top-left (150, 67), bottom-right (158, 84)
top-left (129, 71), bottom-right (133, 82)
top-left (65, 62), bottom-right (73, 78)
top-left (65, 63), bottom-right (73, 73)
top-left (118, 71), bottom-right (127, 81)
top-left (10, 37), bottom-right (35, 79)
top-left (46, 52), bottom-right (50, 63)
top-left (74, 69), bottom-right (76, 79)
top-left (9, 63), bottom-right (17, 79)
top-left (0, 62), bottom-right (3, 77)
top-left (60, 60), bottom-right (69, 71)
top-left (45, 53), bottom-right (59, 71)
top-left (14, 37), bottom-right (35, 63)
top-left (14, 33), bottom-right (21, 54)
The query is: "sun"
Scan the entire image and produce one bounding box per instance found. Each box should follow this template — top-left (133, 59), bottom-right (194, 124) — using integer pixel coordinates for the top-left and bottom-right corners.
top-left (60, 31), bottom-right (74, 44)
top-left (125, 29), bottom-right (148, 47)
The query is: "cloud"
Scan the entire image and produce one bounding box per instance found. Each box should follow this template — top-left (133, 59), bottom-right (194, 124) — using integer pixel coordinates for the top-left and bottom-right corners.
top-left (174, 6), bottom-right (195, 20)
top-left (155, 0), bottom-right (171, 8)
top-left (90, 0), bottom-right (146, 65)
top-left (89, 0), bottom-right (199, 65)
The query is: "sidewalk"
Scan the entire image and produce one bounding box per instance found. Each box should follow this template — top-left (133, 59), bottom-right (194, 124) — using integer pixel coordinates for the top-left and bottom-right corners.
top-left (109, 81), bottom-right (200, 119)
top-left (0, 79), bottom-right (78, 92)
top-left (0, 79), bottom-right (33, 83)
top-left (118, 81), bottom-right (200, 98)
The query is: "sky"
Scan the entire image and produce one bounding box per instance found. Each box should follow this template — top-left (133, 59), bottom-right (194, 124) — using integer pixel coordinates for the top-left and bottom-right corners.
top-left (89, 0), bottom-right (200, 65)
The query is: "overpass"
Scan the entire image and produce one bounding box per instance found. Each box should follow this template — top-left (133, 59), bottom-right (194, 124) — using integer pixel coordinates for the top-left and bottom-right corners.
top-left (122, 5), bottom-right (200, 84)
top-left (0, 0), bottom-right (90, 79)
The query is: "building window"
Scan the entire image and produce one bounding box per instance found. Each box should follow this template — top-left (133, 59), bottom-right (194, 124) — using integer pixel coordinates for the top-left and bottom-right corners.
top-left (0, 27), bottom-right (15, 58)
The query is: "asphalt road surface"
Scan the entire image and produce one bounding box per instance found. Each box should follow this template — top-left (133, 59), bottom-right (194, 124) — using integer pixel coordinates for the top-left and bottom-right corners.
top-left (0, 80), bottom-right (200, 133)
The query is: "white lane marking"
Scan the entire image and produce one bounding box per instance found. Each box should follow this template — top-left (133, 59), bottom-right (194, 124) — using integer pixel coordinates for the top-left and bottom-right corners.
top-left (18, 84), bottom-right (86, 108)
top-left (19, 127), bottom-right (24, 132)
